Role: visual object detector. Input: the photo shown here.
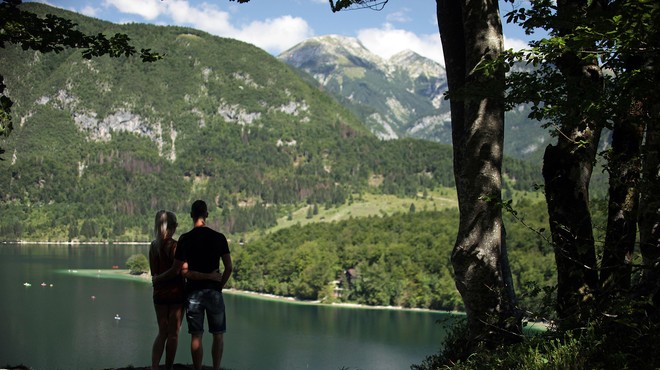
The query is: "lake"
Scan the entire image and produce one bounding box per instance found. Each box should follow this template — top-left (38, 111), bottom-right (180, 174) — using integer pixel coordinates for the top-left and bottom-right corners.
top-left (0, 243), bottom-right (457, 370)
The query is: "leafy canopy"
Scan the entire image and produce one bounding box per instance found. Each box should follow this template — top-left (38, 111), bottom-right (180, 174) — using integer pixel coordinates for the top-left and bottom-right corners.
top-left (500, 0), bottom-right (659, 131)
top-left (126, 253), bottom-right (149, 275)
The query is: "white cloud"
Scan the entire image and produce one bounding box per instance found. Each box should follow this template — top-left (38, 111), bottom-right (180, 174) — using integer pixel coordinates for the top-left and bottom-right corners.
top-left (357, 24), bottom-right (444, 65)
top-left (164, 1), bottom-right (234, 35)
top-left (33, 0), bottom-right (54, 6)
top-left (386, 8), bottom-right (411, 24)
top-left (103, 0), bottom-right (162, 20)
top-left (103, 0), bottom-right (313, 54)
top-left (357, 24), bottom-right (532, 65)
top-left (504, 37), bottom-right (529, 51)
top-left (235, 16), bottom-right (314, 53)
top-left (80, 5), bottom-right (99, 17)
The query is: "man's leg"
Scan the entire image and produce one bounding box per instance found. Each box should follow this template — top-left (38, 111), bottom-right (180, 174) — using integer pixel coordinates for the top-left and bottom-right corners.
top-left (212, 333), bottom-right (224, 370)
top-left (186, 291), bottom-right (205, 370)
top-left (191, 333), bottom-right (204, 370)
top-left (207, 291), bottom-right (227, 370)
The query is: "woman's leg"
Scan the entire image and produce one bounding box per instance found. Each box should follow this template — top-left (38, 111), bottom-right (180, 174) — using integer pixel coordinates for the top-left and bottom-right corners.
top-left (164, 303), bottom-right (183, 370)
top-left (152, 304), bottom-right (169, 370)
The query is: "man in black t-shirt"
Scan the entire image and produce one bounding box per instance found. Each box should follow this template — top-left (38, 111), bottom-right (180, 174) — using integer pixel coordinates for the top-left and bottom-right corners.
top-left (173, 200), bottom-right (232, 370)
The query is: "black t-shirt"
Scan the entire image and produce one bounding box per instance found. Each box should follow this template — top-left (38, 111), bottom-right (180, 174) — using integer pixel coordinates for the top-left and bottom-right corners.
top-left (175, 226), bottom-right (230, 292)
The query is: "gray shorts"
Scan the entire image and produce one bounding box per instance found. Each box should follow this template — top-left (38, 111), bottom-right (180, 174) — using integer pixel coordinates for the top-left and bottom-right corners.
top-left (185, 289), bottom-right (226, 334)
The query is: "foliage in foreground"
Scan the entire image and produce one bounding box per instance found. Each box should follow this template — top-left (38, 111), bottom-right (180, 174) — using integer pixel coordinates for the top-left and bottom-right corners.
top-left (414, 295), bottom-right (660, 370)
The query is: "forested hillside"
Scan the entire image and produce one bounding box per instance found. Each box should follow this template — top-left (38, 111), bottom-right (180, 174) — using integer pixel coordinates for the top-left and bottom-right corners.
top-left (231, 193), bottom-right (561, 313)
top-left (0, 2), bottom-right (613, 320)
top-left (0, 3), bottom-right (542, 242)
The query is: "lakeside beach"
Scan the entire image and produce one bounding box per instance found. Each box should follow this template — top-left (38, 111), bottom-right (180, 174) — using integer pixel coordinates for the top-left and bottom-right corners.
top-left (60, 268), bottom-right (549, 333)
top-left (60, 268), bottom-right (467, 314)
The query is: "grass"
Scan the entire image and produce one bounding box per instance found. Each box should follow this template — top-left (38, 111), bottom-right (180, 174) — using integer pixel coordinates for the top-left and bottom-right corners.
top-left (59, 268), bottom-right (454, 314)
top-left (256, 187), bottom-right (459, 235)
top-left (57, 268), bottom-right (152, 282)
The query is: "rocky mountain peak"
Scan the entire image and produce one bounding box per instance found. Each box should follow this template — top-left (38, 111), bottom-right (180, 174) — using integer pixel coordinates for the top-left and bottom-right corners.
top-left (388, 50), bottom-right (446, 80)
top-left (279, 35), bottom-right (548, 159)
top-left (278, 36), bottom-right (450, 142)
top-left (279, 34), bottom-right (385, 70)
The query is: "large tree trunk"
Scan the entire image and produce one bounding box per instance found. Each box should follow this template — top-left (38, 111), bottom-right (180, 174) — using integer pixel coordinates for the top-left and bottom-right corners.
top-left (639, 110), bottom-right (660, 297)
top-left (635, 7), bottom-right (660, 314)
top-left (543, 127), bottom-right (600, 329)
top-left (437, 0), bottom-right (520, 346)
top-left (544, 0), bottom-right (603, 330)
top-left (600, 109), bottom-right (644, 292)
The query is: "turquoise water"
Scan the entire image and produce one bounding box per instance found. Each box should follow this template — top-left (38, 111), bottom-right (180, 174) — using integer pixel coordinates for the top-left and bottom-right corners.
top-left (0, 243), bottom-right (456, 370)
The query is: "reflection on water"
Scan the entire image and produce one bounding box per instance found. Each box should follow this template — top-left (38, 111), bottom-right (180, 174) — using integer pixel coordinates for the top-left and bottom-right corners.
top-left (1, 244), bottom-right (456, 370)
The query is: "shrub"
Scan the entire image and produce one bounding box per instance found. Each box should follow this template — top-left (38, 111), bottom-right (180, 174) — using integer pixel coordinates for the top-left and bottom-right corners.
top-left (413, 299), bottom-right (660, 370)
top-left (126, 254), bottom-right (149, 275)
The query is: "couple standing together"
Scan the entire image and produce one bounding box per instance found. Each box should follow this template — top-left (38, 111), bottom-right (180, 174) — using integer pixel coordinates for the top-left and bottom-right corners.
top-left (148, 200), bottom-right (233, 370)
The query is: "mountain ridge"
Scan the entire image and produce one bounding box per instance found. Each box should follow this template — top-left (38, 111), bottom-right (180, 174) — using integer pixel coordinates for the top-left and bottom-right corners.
top-left (278, 35), bottom-right (551, 161)
top-left (0, 4), bottom-right (542, 242)
top-left (279, 34), bottom-right (450, 142)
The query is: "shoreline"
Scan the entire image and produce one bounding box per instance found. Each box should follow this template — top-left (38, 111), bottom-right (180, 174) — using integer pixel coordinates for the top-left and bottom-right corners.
top-left (60, 268), bottom-right (462, 315)
top-left (3, 240), bottom-right (149, 245)
top-left (58, 268), bottom-right (548, 331)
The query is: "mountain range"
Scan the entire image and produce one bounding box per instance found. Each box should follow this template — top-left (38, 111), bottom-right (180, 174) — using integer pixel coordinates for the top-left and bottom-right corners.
top-left (0, 3), bottom-right (541, 242)
top-left (279, 35), bottom-right (450, 142)
top-left (278, 35), bottom-right (550, 161)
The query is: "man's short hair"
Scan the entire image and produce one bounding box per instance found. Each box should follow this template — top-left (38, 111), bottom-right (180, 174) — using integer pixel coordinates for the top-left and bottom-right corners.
top-left (191, 200), bottom-right (208, 220)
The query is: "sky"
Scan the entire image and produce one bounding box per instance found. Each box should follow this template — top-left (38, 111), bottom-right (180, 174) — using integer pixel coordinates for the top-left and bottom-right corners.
top-left (30, 0), bottom-right (536, 66)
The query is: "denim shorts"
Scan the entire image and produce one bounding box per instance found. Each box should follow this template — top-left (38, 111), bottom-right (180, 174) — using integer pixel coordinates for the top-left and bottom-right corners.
top-left (185, 289), bottom-right (226, 334)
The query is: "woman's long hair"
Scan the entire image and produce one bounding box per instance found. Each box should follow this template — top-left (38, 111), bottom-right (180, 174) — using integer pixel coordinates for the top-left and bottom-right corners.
top-left (153, 210), bottom-right (177, 258)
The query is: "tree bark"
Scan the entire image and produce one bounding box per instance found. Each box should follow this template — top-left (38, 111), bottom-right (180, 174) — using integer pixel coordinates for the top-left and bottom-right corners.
top-left (638, 20), bottom-right (660, 292)
top-left (544, 0), bottom-right (603, 330)
top-left (639, 109), bottom-right (660, 296)
top-left (437, 0), bottom-right (520, 346)
top-left (543, 127), bottom-right (600, 328)
top-left (600, 107), bottom-right (644, 292)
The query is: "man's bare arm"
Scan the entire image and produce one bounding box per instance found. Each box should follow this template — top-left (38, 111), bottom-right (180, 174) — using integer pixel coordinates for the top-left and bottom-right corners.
top-left (218, 253), bottom-right (233, 289)
top-left (182, 263), bottom-right (223, 281)
top-left (152, 259), bottom-right (185, 284)
top-left (183, 254), bottom-right (232, 286)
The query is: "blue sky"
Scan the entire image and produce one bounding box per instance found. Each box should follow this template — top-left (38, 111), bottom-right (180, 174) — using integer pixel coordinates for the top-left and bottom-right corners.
top-left (31, 0), bottom-right (536, 65)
